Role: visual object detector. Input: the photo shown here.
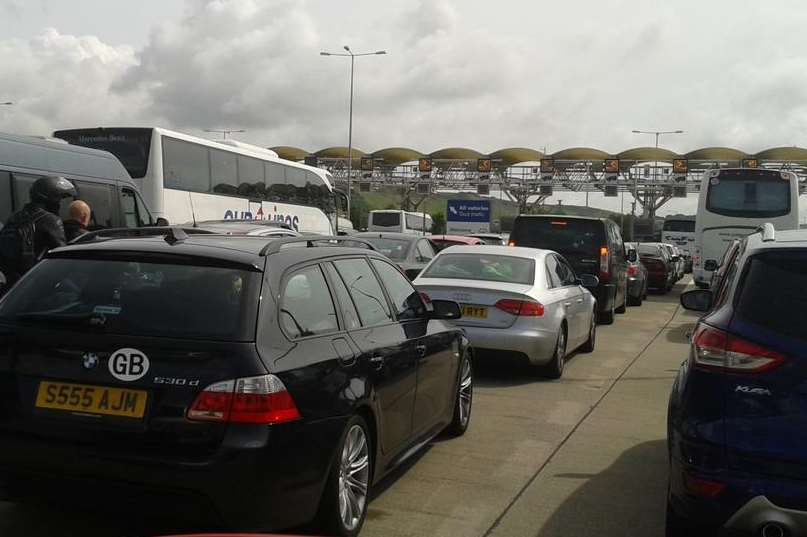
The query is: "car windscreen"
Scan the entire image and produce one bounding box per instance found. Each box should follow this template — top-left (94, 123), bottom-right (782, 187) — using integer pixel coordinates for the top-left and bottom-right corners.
top-left (735, 251), bottom-right (807, 342)
top-left (54, 128), bottom-right (152, 179)
top-left (706, 171), bottom-right (791, 218)
top-left (663, 220), bottom-right (695, 232)
top-left (0, 258), bottom-right (260, 341)
top-left (421, 253), bottom-right (535, 284)
top-left (361, 238), bottom-right (410, 261)
top-left (511, 218), bottom-right (605, 256)
top-left (371, 212), bottom-right (401, 227)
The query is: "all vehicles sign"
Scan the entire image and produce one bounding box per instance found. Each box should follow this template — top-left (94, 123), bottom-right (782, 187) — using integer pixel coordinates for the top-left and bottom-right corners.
top-left (446, 199), bottom-right (491, 234)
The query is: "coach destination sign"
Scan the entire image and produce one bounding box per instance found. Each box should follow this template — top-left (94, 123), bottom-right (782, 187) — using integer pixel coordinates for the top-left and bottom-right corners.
top-left (447, 199), bottom-right (491, 234)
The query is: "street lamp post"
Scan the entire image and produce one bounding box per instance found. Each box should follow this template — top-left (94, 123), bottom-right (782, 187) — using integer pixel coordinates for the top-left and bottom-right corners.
top-left (631, 129), bottom-right (684, 149)
top-left (205, 128), bottom-right (245, 140)
top-left (321, 46), bottom-right (386, 212)
top-left (631, 129), bottom-right (684, 222)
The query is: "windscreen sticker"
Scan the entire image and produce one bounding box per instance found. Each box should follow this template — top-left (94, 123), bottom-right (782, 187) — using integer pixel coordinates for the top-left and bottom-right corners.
top-left (93, 305), bottom-right (122, 315)
top-left (108, 348), bottom-right (150, 382)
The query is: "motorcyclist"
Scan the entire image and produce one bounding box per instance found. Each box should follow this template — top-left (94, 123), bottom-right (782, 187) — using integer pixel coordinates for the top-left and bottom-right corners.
top-left (0, 175), bottom-right (76, 288)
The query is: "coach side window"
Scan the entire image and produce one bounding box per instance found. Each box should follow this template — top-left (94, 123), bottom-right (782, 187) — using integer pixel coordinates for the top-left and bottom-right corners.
top-left (163, 137), bottom-right (211, 193)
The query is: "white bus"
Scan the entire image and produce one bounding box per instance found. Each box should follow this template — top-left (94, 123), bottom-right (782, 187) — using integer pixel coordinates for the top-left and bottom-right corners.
top-left (367, 210), bottom-right (433, 235)
top-left (693, 168), bottom-right (800, 287)
top-left (661, 215), bottom-right (696, 254)
top-left (53, 127), bottom-right (338, 235)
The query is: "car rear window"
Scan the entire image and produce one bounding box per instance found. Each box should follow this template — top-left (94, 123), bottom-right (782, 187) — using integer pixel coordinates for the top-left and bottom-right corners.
top-left (663, 220), bottom-right (695, 232)
top-left (361, 238), bottom-right (410, 261)
top-left (0, 258), bottom-right (260, 341)
top-left (706, 170), bottom-right (791, 218)
top-left (421, 253), bottom-right (535, 284)
top-left (735, 251), bottom-right (807, 342)
top-left (638, 244), bottom-right (662, 256)
top-left (510, 218), bottom-right (605, 256)
top-left (371, 212), bottom-right (400, 227)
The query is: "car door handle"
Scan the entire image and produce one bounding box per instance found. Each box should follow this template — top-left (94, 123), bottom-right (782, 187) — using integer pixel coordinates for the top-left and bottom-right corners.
top-left (576, 299), bottom-right (584, 303)
top-left (369, 355), bottom-right (385, 370)
top-left (415, 344), bottom-right (427, 358)
top-left (563, 302), bottom-right (572, 307)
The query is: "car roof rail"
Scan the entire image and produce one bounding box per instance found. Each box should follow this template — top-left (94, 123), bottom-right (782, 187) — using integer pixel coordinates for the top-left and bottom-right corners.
top-left (260, 236), bottom-right (376, 256)
top-left (760, 223), bottom-right (776, 242)
top-left (70, 226), bottom-right (215, 245)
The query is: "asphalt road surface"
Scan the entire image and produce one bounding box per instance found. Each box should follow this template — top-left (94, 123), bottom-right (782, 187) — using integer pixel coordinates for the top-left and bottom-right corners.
top-left (0, 279), bottom-right (696, 537)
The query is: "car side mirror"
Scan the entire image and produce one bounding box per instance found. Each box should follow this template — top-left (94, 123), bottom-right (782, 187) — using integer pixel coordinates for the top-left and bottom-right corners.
top-left (429, 299), bottom-right (462, 320)
top-left (577, 274), bottom-right (600, 288)
top-left (627, 250), bottom-right (637, 262)
top-left (155, 217), bottom-right (170, 227)
top-left (680, 289), bottom-right (713, 312)
top-left (671, 255), bottom-right (680, 262)
top-left (704, 259), bottom-right (718, 272)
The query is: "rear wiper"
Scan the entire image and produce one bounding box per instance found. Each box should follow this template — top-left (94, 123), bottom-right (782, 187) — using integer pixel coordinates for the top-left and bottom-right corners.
top-left (16, 311), bottom-right (109, 329)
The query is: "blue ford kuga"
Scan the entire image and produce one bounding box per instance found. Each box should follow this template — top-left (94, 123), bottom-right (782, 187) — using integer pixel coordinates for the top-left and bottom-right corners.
top-left (668, 225), bottom-right (807, 537)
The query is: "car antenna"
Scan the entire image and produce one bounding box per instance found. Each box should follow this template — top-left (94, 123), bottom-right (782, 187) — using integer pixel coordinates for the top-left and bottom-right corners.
top-left (188, 192), bottom-right (198, 227)
top-left (164, 227), bottom-right (188, 245)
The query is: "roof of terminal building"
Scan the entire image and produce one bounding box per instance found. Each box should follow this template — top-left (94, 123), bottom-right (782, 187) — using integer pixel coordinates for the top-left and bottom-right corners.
top-left (684, 147), bottom-right (750, 160)
top-left (267, 144), bottom-right (807, 168)
top-left (754, 147), bottom-right (807, 161)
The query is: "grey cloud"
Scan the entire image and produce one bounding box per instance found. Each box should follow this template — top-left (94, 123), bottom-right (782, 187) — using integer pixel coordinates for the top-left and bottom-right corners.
top-left (3, 0), bottom-right (807, 159)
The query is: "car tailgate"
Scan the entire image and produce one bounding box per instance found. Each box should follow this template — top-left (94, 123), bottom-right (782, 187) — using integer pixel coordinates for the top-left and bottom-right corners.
top-left (0, 326), bottom-right (267, 461)
top-left (415, 278), bottom-right (534, 329)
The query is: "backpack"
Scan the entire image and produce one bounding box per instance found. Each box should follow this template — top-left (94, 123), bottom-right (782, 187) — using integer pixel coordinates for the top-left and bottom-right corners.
top-left (0, 208), bottom-right (45, 277)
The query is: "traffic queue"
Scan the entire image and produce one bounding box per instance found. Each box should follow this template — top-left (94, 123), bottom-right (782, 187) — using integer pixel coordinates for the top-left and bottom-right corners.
top-left (0, 171), bottom-right (683, 537)
top-left (4, 130), bottom-right (784, 537)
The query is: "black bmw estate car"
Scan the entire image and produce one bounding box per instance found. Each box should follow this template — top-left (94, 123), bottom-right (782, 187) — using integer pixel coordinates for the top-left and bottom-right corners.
top-left (0, 230), bottom-right (473, 536)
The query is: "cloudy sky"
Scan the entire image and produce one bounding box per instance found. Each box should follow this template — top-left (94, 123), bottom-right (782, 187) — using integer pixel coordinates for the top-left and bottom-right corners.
top-left (2, 0), bottom-right (807, 217)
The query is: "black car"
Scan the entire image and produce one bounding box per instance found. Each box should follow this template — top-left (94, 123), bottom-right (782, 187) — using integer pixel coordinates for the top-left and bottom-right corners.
top-left (0, 230), bottom-right (472, 536)
top-left (508, 215), bottom-right (628, 324)
top-left (353, 232), bottom-right (438, 279)
top-left (624, 243), bottom-right (648, 306)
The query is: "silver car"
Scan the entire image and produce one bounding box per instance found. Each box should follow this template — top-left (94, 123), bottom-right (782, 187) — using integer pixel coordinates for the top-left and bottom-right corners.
top-left (413, 246), bottom-right (598, 378)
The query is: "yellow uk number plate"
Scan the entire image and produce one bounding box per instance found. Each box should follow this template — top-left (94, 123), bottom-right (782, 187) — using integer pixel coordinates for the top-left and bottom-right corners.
top-left (460, 305), bottom-right (488, 319)
top-left (35, 381), bottom-right (148, 419)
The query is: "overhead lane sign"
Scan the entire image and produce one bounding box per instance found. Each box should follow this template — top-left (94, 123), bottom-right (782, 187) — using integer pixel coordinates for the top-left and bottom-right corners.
top-left (447, 199), bottom-right (491, 234)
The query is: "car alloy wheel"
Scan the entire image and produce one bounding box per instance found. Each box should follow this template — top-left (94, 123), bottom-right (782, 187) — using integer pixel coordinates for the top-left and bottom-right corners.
top-left (542, 326), bottom-right (567, 379)
top-left (338, 424), bottom-right (370, 533)
top-left (556, 329), bottom-right (567, 372)
top-left (446, 352), bottom-right (473, 436)
top-left (458, 357), bottom-right (473, 428)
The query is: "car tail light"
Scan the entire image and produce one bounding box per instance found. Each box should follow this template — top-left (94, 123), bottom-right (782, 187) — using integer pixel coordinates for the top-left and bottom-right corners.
top-left (599, 246), bottom-right (610, 281)
top-left (188, 374), bottom-right (301, 424)
top-left (627, 265), bottom-right (638, 276)
top-left (419, 292), bottom-right (432, 305)
top-left (495, 299), bottom-right (544, 316)
top-left (692, 325), bottom-right (786, 374)
top-left (683, 473), bottom-right (726, 498)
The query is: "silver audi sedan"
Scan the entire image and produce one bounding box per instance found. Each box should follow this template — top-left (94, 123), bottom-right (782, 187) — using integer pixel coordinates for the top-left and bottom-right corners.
top-left (413, 245), bottom-right (598, 378)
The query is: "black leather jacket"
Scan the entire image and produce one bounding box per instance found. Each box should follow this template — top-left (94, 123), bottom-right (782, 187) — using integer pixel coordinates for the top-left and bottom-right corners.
top-left (5, 203), bottom-right (66, 262)
top-left (63, 219), bottom-right (88, 243)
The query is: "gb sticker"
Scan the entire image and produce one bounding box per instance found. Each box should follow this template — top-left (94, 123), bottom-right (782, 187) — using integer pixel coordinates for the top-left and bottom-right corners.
top-left (108, 348), bottom-right (150, 382)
